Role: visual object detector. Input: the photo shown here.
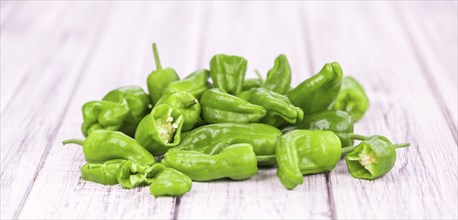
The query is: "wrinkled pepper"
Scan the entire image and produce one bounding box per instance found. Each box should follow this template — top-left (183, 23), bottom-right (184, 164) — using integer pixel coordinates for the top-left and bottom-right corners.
top-left (331, 76), bottom-right (369, 122)
top-left (276, 130), bottom-right (342, 190)
top-left (150, 167), bottom-right (192, 197)
top-left (81, 101), bottom-right (129, 137)
top-left (237, 88), bottom-right (303, 127)
top-left (345, 135), bottom-right (409, 180)
top-left (287, 62), bottom-right (343, 115)
top-left (263, 54), bottom-right (291, 94)
top-left (63, 130), bottom-right (156, 165)
top-left (210, 54), bottom-right (247, 95)
top-left (155, 92), bottom-right (200, 131)
top-left (172, 123), bottom-right (281, 163)
top-left (81, 159), bottom-right (127, 185)
top-left (162, 143), bottom-right (258, 181)
top-left (135, 104), bottom-right (184, 156)
top-left (297, 110), bottom-right (361, 148)
top-left (117, 161), bottom-right (164, 189)
top-left (200, 88), bottom-right (267, 124)
top-left (242, 70), bottom-right (263, 90)
top-left (162, 69), bottom-right (211, 99)
top-left (147, 43), bottom-right (180, 104)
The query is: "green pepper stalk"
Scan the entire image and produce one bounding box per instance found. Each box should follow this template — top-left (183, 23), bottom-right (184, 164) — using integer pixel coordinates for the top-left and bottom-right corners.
top-left (162, 69), bottom-right (211, 99)
top-left (331, 76), bottom-right (369, 122)
top-left (200, 88), bottom-right (267, 124)
top-left (287, 62), bottom-right (343, 115)
top-left (209, 54), bottom-right (248, 95)
top-left (263, 54), bottom-right (292, 95)
top-left (242, 70), bottom-right (264, 90)
top-left (63, 130), bottom-right (156, 165)
top-left (146, 43), bottom-right (180, 104)
top-left (236, 87), bottom-right (303, 127)
top-left (150, 167), bottom-right (192, 197)
top-left (162, 143), bottom-right (258, 181)
top-left (344, 135), bottom-right (410, 180)
top-left (171, 123), bottom-right (282, 166)
top-left (135, 104), bottom-right (184, 156)
top-left (155, 92), bottom-right (201, 131)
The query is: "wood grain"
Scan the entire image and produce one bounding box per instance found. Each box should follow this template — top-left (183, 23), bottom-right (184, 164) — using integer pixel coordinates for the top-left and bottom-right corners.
top-left (302, 2), bottom-right (457, 219)
top-left (18, 2), bottom-right (208, 219)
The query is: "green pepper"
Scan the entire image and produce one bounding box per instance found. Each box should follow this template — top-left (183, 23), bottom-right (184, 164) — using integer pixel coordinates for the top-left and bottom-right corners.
top-left (81, 159), bottom-right (127, 185)
top-left (298, 110), bottom-right (357, 148)
top-left (263, 54), bottom-right (291, 94)
top-left (117, 161), bottom-right (164, 189)
top-left (200, 88), bottom-right (266, 124)
top-left (331, 76), bottom-right (369, 122)
top-left (287, 62), bottom-right (343, 115)
top-left (237, 88), bottom-right (303, 127)
top-left (81, 101), bottom-right (129, 137)
top-left (162, 143), bottom-right (258, 181)
top-left (135, 104), bottom-right (184, 156)
top-left (155, 92), bottom-right (200, 131)
top-left (210, 54), bottom-right (247, 95)
top-left (345, 135), bottom-right (409, 180)
top-left (150, 167), bottom-right (192, 197)
top-left (147, 43), bottom-right (180, 104)
top-left (172, 123), bottom-right (281, 160)
top-left (162, 69), bottom-right (211, 99)
top-left (63, 130), bottom-right (156, 165)
top-left (242, 70), bottom-right (264, 90)
top-left (276, 130), bottom-right (342, 190)
top-left (100, 86), bottom-right (151, 137)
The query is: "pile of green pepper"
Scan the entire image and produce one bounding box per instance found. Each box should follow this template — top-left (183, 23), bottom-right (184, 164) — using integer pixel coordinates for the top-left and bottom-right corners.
top-left (64, 43), bottom-right (409, 197)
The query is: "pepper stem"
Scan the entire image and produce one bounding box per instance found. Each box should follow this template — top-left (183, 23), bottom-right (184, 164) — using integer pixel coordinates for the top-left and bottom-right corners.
top-left (348, 133), bottom-right (369, 141)
top-left (62, 139), bottom-right (84, 146)
top-left (394, 143), bottom-right (410, 149)
top-left (184, 99), bottom-right (198, 108)
top-left (341, 145), bottom-right (358, 155)
top-left (256, 155), bottom-right (276, 163)
top-left (152, 43), bottom-right (162, 70)
top-left (254, 69), bottom-right (263, 82)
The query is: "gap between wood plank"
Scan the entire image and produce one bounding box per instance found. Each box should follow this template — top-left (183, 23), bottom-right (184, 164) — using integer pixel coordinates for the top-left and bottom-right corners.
top-left (393, 4), bottom-right (458, 143)
top-left (299, 5), bottom-right (336, 219)
top-left (11, 7), bottom-right (113, 219)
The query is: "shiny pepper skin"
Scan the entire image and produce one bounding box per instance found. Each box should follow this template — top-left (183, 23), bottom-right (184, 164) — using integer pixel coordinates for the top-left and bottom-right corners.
top-left (287, 62), bottom-right (343, 115)
top-left (155, 92), bottom-right (200, 131)
top-left (162, 69), bottom-right (211, 99)
top-left (276, 130), bottom-right (341, 190)
top-left (210, 54), bottom-right (247, 95)
top-left (173, 123), bottom-right (282, 158)
top-left (81, 100), bottom-right (129, 137)
top-left (263, 54), bottom-right (292, 95)
top-left (101, 86), bottom-right (151, 137)
top-left (147, 43), bottom-right (180, 104)
top-left (297, 110), bottom-right (354, 148)
top-left (200, 88), bottom-right (267, 124)
top-left (135, 104), bottom-right (184, 156)
top-left (150, 167), bottom-right (192, 197)
top-left (63, 130), bottom-right (156, 165)
top-left (237, 88), bottom-right (303, 127)
top-left (81, 159), bottom-right (127, 185)
top-left (345, 136), bottom-right (408, 180)
top-left (162, 143), bottom-right (258, 181)
top-left (331, 76), bottom-right (369, 122)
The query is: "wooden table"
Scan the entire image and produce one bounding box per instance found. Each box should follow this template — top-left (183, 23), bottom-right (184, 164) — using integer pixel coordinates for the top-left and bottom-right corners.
top-left (1, 1), bottom-right (457, 219)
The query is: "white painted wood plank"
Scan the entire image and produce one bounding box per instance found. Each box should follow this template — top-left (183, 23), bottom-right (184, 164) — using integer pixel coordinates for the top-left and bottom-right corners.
top-left (396, 1), bottom-right (458, 135)
top-left (0, 3), bottom-right (112, 219)
top-left (303, 2), bottom-right (457, 219)
top-left (177, 2), bottom-right (331, 219)
top-left (19, 2), bottom-right (206, 219)
top-left (0, 2), bottom-right (69, 112)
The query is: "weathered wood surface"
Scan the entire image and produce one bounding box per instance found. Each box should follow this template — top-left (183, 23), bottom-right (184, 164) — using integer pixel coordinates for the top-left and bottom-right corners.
top-left (1, 1), bottom-right (456, 219)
